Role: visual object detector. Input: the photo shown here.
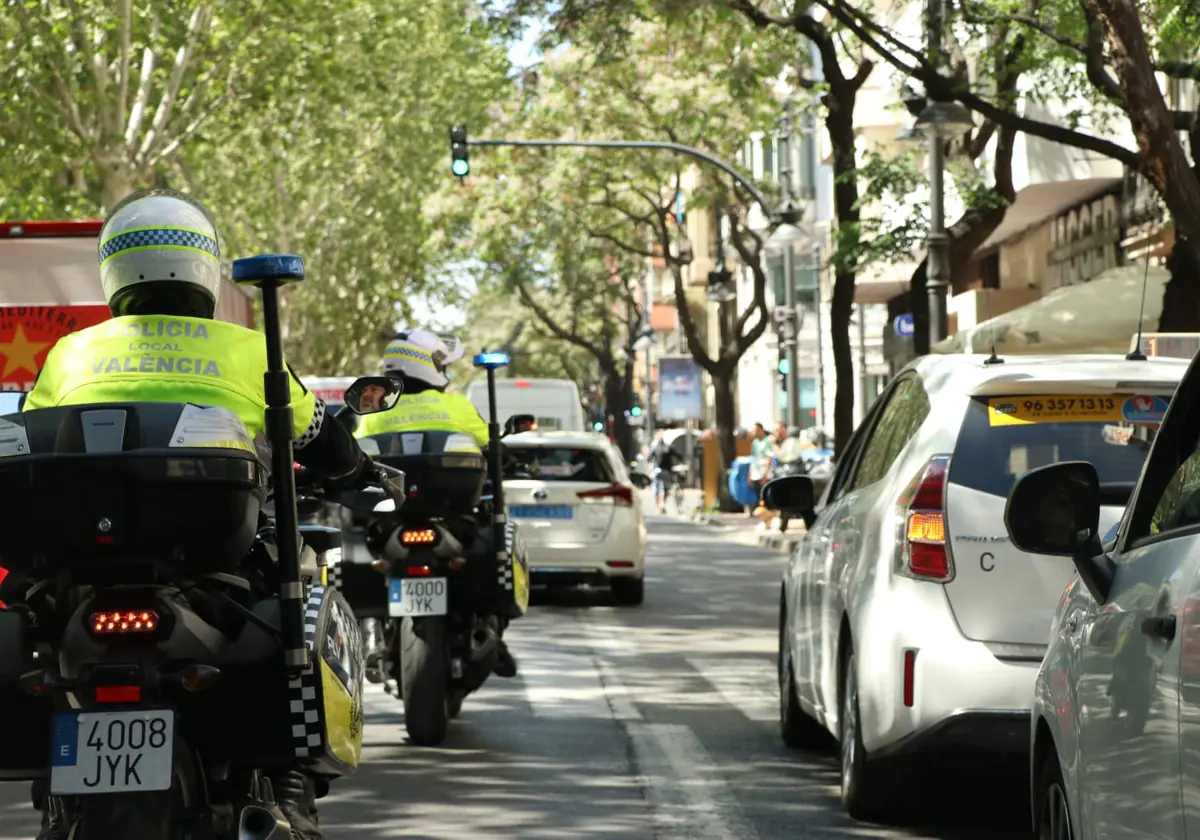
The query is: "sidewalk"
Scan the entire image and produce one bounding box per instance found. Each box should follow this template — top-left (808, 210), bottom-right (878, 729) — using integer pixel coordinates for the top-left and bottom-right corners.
top-left (658, 489), bottom-right (804, 553)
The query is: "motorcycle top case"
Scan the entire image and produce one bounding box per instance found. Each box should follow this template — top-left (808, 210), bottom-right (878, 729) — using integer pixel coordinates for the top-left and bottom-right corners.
top-left (0, 403), bottom-right (266, 578)
top-left (0, 609), bottom-right (52, 779)
top-left (362, 430), bottom-right (485, 518)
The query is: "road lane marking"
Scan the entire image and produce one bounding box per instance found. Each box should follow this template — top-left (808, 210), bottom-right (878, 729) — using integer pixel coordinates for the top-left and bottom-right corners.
top-left (686, 657), bottom-right (777, 722)
top-left (627, 722), bottom-right (760, 840)
top-left (593, 656), bottom-right (643, 721)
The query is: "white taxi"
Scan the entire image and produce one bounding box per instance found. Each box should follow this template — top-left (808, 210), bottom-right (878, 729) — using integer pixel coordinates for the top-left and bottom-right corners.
top-left (766, 353), bottom-right (1187, 822)
top-left (502, 431), bottom-right (649, 605)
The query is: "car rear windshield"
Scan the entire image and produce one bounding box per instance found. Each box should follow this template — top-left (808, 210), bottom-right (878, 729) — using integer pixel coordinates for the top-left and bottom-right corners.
top-left (949, 396), bottom-right (1159, 498)
top-left (506, 446), bottom-right (616, 483)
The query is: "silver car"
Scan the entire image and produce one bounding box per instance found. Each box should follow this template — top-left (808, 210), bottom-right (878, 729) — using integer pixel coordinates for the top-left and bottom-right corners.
top-left (770, 353), bottom-right (1187, 822)
top-left (1010, 354), bottom-right (1200, 839)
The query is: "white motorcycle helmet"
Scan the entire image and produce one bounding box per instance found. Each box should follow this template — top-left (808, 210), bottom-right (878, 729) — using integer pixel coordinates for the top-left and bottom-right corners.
top-left (99, 189), bottom-right (222, 318)
top-left (381, 328), bottom-right (465, 390)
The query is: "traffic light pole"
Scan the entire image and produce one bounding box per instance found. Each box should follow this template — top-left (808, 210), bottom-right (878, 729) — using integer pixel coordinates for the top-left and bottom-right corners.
top-left (467, 137), bottom-right (801, 227)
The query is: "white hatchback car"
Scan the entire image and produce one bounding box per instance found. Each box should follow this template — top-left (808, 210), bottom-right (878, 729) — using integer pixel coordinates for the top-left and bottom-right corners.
top-left (502, 431), bottom-right (648, 605)
top-left (768, 353), bottom-right (1187, 821)
top-left (1009, 355), bottom-right (1200, 839)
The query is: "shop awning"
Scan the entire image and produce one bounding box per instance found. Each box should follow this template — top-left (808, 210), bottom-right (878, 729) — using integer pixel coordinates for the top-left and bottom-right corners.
top-left (931, 263), bottom-right (1168, 355)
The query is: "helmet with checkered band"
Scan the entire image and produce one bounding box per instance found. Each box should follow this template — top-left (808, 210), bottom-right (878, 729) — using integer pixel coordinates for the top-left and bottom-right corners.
top-left (99, 189), bottom-right (222, 319)
top-left (381, 328), bottom-right (465, 391)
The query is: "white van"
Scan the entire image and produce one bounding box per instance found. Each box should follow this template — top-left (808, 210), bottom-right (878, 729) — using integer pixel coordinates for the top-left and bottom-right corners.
top-left (465, 378), bottom-right (585, 432)
top-left (301, 376), bottom-right (359, 416)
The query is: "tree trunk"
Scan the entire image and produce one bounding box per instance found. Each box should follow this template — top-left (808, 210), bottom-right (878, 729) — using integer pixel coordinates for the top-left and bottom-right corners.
top-left (826, 92), bottom-right (860, 455)
top-left (99, 159), bottom-right (138, 214)
top-left (605, 375), bottom-right (635, 460)
top-left (711, 370), bottom-right (739, 512)
top-left (1091, 0), bottom-right (1200, 328)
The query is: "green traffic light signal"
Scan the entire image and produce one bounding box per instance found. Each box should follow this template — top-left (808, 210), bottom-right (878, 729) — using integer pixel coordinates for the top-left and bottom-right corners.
top-left (592, 421), bottom-right (604, 432)
top-left (450, 124), bottom-right (469, 177)
top-left (630, 405), bottom-right (643, 417)
top-left (778, 358), bottom-right (789, 375)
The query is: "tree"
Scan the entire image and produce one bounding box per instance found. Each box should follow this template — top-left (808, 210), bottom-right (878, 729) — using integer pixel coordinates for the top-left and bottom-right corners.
top-left (470, 13), bottom-right (793, 503)
top-left (809, 0), bottom-right (1200, 328)
top-left (0, 0), bottom-right (284, 211)
top-left (0, 0), bottom-right (512, 376)
top-left (470, 205), bottom-right (646, 456)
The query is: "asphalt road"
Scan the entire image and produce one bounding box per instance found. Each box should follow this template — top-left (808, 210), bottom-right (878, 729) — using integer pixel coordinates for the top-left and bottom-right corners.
top-left (0, 514), bottom-right (1030, 839)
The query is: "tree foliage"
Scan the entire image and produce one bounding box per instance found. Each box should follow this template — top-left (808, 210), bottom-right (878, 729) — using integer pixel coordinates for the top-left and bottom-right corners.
top-left (466, 9), bottom-right (793, 479)
top-left (0, 0), bottom-right (512, 373)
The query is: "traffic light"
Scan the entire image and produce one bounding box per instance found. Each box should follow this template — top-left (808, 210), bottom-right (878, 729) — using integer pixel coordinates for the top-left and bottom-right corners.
top-left (630, 405), bottom-right (643, 418)
top-left (450, 124), bottom-right (469, 177)
top-left (777, 357), bottom-right (789, 375)
top-left (592, 421), bottom-right (604, 432)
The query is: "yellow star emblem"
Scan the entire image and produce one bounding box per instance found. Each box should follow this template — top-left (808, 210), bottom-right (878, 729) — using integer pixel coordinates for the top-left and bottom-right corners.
top-left (0, 323), bottom-right (52, 378)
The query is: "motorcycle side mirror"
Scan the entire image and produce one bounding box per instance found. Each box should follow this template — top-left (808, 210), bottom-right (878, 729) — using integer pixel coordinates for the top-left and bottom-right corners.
top-left (343, 376), bottom-right (403, 415)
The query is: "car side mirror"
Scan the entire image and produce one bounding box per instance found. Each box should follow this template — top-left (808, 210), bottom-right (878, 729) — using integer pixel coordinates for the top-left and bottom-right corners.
top-left (629, 472), bottom-right (652, 490)
top-left (1005, 461), bottom-right (1102, 557)
top-left (343, 376), bottom-right (403, 415)
top-left (763, 475), bottom-right (816, 519)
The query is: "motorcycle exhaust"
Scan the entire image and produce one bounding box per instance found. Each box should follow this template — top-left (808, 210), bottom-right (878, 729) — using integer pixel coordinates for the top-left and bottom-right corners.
top-left (471, 625), bottom-right (499, 662)
top-left (238, 804), bottom-right (289, 840)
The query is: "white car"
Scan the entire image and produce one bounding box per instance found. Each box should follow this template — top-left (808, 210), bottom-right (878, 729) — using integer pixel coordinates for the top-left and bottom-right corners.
top-left (1010, 355), bottom-right (1200, 839)
top-left (768, 353), bottom-right (1187, 821)
top-left (502, 431), bottom-right (649, 604)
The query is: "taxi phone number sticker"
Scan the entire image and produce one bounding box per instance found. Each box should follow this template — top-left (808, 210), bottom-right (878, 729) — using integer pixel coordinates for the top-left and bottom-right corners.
top-left (987, 394), bottom-right (1169, 426)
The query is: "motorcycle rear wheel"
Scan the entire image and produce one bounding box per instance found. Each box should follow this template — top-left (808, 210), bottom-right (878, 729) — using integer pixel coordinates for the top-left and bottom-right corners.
top-left (72, 734), bottom-right (205, 839)
top-left (400, 616), bottom-right (451, 746)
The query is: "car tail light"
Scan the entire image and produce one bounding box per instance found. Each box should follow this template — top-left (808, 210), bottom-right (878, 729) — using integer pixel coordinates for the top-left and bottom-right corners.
top-left (514, 380), bottom-right (532, 388)
top-left (577, 484), bottom-right (634, 507)
top-left (91, 611), bottom-right (159, 634)
top-left (895, 455), bottom-right (953, 582)
top-left (96, 685), bottom-right (141, 704)
top-left (400, 529), bottom-right (438, 546)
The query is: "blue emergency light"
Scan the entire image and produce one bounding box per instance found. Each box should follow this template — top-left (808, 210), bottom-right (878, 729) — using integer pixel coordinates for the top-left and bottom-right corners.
top-left (472, 352), bottom-right (510, 369)
top-left (231, 254), bottom-right (305, 285)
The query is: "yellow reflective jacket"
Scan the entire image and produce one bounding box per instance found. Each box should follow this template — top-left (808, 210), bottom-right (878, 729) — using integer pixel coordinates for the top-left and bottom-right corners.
top-left (354, 390), bottom-right (488, 451)
top-left (23, 315), bottom-right (315, 442)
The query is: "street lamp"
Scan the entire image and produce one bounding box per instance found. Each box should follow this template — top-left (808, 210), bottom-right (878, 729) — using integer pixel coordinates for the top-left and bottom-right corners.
top-left (766, 223), bottom-right (812, 428)
top-left (900, 99), bottom-right (975, 345)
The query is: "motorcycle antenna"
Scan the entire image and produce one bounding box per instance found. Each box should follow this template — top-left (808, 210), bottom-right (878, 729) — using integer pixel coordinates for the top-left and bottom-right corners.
top-left (981, 280), bottom-right (1004, 365)
top-left (1126, 258), bottom-right (1153, 361)
top-left (473, 349), bottom-right (511, 591)
top-left (232, 254), bottom-right (310, 676)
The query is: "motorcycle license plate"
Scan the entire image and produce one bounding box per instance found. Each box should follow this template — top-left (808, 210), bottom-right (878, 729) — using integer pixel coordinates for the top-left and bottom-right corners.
top-left (389, 577), bottom-right (448, 617)
top-left (50, 709), bottom-right (175, 795)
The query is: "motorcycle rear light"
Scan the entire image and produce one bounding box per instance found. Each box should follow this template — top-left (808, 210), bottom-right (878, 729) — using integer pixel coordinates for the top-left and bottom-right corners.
top-left (895, 455), bottom-right (953, 583)
top-left (577, 484), bottom-right (635, 507)
top-left (95, 685), bottom-right (141, 704)
top-left (91, 611), bottom-right (159, 634)
top-left (401, 529), bottom-right (437, 546)
top-left (407, 565), bottom-right (432, 576)
top-left (179, 664), bottom-right (221, 693)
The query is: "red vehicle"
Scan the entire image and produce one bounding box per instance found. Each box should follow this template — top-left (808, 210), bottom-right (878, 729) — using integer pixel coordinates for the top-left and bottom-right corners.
top-left (0, 221), bottom-right (256, 600)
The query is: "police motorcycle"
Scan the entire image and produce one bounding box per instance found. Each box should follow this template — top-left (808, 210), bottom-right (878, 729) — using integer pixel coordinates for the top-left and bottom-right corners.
top-left (0, 255), bottom-right (407, 839)
top-left (342, 351), bottom-right (531, 747)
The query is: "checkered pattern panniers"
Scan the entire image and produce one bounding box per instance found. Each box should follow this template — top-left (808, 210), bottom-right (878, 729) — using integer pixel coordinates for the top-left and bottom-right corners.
top-left (99, 227), bottom-right (220, 262)
top-left (326, 547), bottom-right (344, 592)
top-left (288, 586), bottom-right (327, 759)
